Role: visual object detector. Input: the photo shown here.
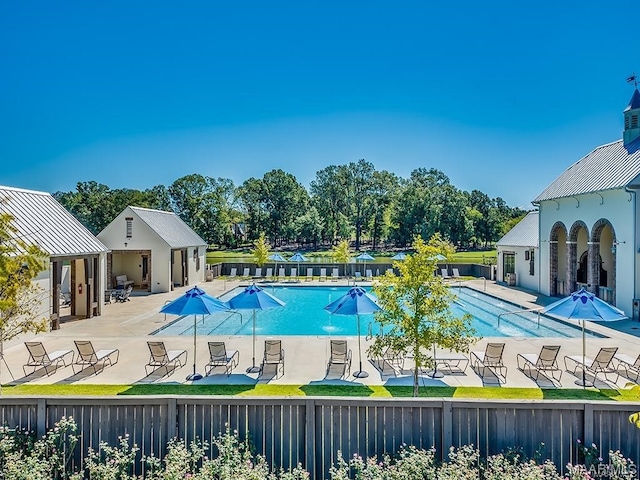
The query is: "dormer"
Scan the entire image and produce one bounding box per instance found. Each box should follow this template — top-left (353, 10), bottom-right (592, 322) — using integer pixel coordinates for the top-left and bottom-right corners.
top-left (623, 89), bottom-right (640, 145)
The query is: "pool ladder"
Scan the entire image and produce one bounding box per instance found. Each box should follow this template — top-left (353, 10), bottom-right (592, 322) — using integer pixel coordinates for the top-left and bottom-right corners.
top-left (497, 307), bottom-right (544, 328)
top-left (366, 322), bottom-right (383, 341)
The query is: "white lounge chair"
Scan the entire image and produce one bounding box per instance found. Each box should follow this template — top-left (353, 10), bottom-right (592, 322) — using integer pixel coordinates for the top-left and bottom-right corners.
top-left (441, 268), bottom-right (451, 280)
top-left (228, 268), bottom-right (238, 280)
top-left (289, 268), bottom-right (297, 281)
top-left (306, 268), bottom-right (314, 281)
top-left (564, 347), bottom-right (619, 384)
top-left (365, 269), bottom-right (373, 281)
top-left (278, 268), bottom-right (286, 282)
top-left (145, 341), bottom-right (187, 376)
top-left (242, 267), bottom-right (251, 279)
top-left (452, 268), bottom-right (461, 279)
top-left (326, 340), bottom-right (351, 378)
top-left (23, 342), bottom-right (74, 376)
top-left (471, 343), bottom-right (507, 382)
top-left (354, 272), bottom-right (362, 281)
top-left (205, 341), bottom-right (239, 376)
top-left (260, 340), bottom-right (285, 377)
top-left (517, 345), bottom-right (562, 383)
top-left (331, 268), bottom-right (339, 281)
top-left (319, 268), bottom-right (327, 281)
top-left (386, 268), bottom-right (394, 276)
top-left (254, 267), bottom-right (263, 279)
top-left (73, 340), bottom-right (119, 375)
top-left (265, 268), bottom-right (273, 281)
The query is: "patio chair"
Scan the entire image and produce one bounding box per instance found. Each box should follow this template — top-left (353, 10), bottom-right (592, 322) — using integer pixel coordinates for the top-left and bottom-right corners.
top-left (23, 341), bottom-right (74, 376)
top-left (265, 268), bottom-right (273, 280)
top-left (517, 345), bottom-right (562, 382)
top-left (254, 267), bottom-right (263, 279)
top-left (354, 271), bottom-right (362, 281)
top-left (205, 341), bottom-right (239, 376)
top-left (242, 267), bottom-right (251, 279)
top-left (331, 268), bottom-right (339, 281)
top-left (452, 268), bottom-right (461, 279)
top-left (326, 340), bottom-right (351, 378)
top-left (114, 285), bottom-right (133, 302)
top-left (260, 340), bottom-right (285, 377)
top-left (278, 268), bottom-right (286, 282)
top-left (564, 347), bottom-right (619, 384)
top-left (441, 268), bottom-right (451, 280)
top-left (228, 268), bottom-right (237, 280)
top-left (470, 343), bottom-right (507, 382)
top-left (365, 269), bottom-right (373, 281)
top-left (319, 268), bottom-right (327, 281)
top-left (72, 340), bottom-right (119, 375)
top-left (289, 268), bottom-right (298, 281)
top-left (145, 341), bottom-right (187, 376)
top-left (386, 268), bottom-right (394, 276)
top-left (372, 345), bottom-right (405, 374)
top-left (613, 353), bottom-right (640, 381)
top-left (306, 268), bottom-right (314, 281)
top-left (433, 351), bottom-right (469, 373)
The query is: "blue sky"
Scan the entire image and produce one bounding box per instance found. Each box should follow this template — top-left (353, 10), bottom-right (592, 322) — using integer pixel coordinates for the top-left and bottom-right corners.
top-left (1, 1), bottom-right (637, 208)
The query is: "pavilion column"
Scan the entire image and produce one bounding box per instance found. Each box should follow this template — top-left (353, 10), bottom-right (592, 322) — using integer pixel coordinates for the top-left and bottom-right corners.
top-left (549, 240), bottom-right (558, 296)
top-left (587, 242), bottom-right (600, 296)
top-left (566, 241), bottom-right (577, 295)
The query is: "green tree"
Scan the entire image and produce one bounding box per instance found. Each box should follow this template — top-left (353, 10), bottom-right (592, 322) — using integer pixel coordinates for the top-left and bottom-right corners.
top-left (372, 235), bottom-right (476, 396)
top-left (252, 233), bottom-right (270, 267)
top-left (332, 239), bottom-right (351, 278)
top-left (310, 165), bottom-right (350, 244)
top-left (0, 211), bottom-right (49, 382)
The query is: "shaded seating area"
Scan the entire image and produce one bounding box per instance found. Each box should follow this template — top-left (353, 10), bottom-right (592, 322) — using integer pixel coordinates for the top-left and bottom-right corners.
top-left (564, 347), bottom-right (619, 384)
top-left (23, 342), bottom-right (74, 376)
top-left (471, 343), bottom-right (507, 382)
top-left (72, 340), bottom-right (119, 375)
top-left (517, 345), bottom-right (562, 383)
top-left (326, 340), bottom-right (352, 378)
top-left (205, 341), bottom-right (239, 376)
top-left (260, 340), bottom-right (285, 377)
top-left (145, 341), bottom-right (187, 376)
top-left (614, 352), bottom-right (640, 381)
top-left (114, 285), bottom-right (133, 302)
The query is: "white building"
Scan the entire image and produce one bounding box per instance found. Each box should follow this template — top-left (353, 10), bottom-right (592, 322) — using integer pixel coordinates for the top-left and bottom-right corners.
top-left (501, 88), bottom-right (640, 318)
top-left (496, 211), bottom-right (539, 291)
top-left (98, 206), bottom-right (207, 294)
top-left (0, 186), bottom-right (109, 328)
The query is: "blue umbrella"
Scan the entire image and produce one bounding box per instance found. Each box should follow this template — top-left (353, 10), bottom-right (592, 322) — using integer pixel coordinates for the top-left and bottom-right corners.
top-left (269, 253), bottom-right (288, 279)
top-left (324, 286), bottom-right (382, 378)
top-left (289, 252), bottom-right (308, 278)
top-left (391, 252), bottom-right (407, 261)
top-left (543, 288), bottom-right (627, 387)
top-left (356, 252), bottom-right (375, 278)
top-left (227, 283), bottom-right (285, 373)
top-left (160, 286), bottom-right (229, 381)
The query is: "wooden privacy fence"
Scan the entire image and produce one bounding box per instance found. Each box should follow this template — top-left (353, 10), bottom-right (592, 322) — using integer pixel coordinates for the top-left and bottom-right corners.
top-left (0, 397), bottom-right (638, 479)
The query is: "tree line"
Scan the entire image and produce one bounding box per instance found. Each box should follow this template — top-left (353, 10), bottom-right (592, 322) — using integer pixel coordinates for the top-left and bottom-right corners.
top-left (53, 160), bottom-right (528, 250)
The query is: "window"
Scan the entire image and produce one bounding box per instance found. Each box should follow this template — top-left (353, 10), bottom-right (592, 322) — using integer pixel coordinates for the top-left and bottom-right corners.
top-left (529, 250), bottom-right (535, 276)
top-left (503, 252), bottom-right (515, 280)
top-left (125, 217), bottom-right (133, 238)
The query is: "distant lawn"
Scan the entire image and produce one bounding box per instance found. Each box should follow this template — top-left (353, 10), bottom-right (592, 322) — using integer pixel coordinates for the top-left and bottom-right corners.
top-left (3, 384), bottom-right (639, 401)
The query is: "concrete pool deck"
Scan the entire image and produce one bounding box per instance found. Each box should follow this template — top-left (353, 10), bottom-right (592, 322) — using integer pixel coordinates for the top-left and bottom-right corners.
top-left (3, 277), bottom-right (640, 390)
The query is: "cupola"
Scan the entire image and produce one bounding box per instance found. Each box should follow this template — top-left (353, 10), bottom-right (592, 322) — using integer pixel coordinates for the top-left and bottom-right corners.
top-left (623, 88), bottom-right (640, 145)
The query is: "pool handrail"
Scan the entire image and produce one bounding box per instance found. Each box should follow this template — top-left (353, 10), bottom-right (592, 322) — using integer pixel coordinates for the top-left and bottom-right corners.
top-left (497, 307), bottom-right (544, 328)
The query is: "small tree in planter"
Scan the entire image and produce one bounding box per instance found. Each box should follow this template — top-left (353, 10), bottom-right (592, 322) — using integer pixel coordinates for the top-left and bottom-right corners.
top-left (332, 239), bottom-right (351, 278)
top-left (252, 232), bottom-right (270, 268)
top-left (371, 235), bottom-right (477, 396)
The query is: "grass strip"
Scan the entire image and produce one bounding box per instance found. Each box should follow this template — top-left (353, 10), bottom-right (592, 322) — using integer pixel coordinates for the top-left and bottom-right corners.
top-left (2, 384), bottom-right (639, 401)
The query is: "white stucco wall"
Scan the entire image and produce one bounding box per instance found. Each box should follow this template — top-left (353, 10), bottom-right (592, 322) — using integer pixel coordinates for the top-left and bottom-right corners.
top-left (186, 245), bottom-right (206, 286)
top-left (538, 189), bottom-right (636, 316)
top-left (497, 245), bottom-right (539, 291)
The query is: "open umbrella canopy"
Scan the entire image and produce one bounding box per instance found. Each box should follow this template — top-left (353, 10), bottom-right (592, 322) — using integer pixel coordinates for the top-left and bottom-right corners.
top-left (391, 252), bottom-right (407, 260)
top-left (268, 253), bottom-right (288, 263)
top-left (324, 286), bottom-right (381, 316)
top-left (227, 283), bottom-right (285, 310)
top-left (289, 252), bottom-right (308, 262)
top-left (542, 288), bottom-right (627, 321)
top-left (429, 254), bottom-right (447, 262)
top-left (160, 286), bottom-right (229, 315)
top-left (356, 253), bottom-right (375, 261)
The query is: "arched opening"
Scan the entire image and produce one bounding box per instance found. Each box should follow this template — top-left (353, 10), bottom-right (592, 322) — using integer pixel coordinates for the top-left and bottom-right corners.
top-left (591, 218), bottom-right (617, 304)
top-left (568, 221), bottom-right (589, 294)
top-left (549, 221), bottom-right (568, 296)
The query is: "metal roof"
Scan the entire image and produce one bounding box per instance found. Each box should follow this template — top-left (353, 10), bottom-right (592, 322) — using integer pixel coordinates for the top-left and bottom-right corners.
top-left (497, 211), bottom-right (539, 248)
top-left (533, 137), bottom-right (640, 202)
top-left (130, 207), bottom-right (207, 248)
top-left (0, 185), bottom-right (109, 257)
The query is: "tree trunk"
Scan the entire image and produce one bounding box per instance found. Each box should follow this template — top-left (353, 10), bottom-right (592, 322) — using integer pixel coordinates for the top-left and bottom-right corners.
top-left (413, 343), bottom-right (419, 397)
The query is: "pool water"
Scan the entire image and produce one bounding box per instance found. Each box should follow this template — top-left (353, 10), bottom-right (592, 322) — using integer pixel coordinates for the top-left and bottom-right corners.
top-left (155, 286), bottom-right (600, 339)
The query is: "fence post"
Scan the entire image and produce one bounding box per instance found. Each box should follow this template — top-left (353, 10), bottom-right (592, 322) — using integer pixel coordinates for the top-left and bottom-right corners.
top-left (36, 398), bottom-right (46, 438)
top-left (305, 399), bottom-right (316, 475)
top-left (583, 402), bottom-right (593, 447)
top-left (441, 399), bottom-right (452, 460)
top-left (167, 398), bottom-right (178, 442)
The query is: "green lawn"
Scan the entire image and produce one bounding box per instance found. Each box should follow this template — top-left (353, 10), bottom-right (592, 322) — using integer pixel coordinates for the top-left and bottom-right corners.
top-left (3, 383), bottom-right (639, 401)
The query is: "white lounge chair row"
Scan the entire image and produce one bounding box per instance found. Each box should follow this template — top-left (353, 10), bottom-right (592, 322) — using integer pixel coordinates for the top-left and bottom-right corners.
top-left (227, 267), bottom-right (395, 281)
top-left (23, 341), bottom-right (119, 377)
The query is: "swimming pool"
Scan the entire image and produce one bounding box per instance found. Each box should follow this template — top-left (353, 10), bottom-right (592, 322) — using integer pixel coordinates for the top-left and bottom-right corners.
top-left (154, 286), bottom-right (601, 338)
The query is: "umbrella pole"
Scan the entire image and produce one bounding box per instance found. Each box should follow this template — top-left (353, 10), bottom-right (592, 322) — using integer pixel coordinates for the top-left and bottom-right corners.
top-left (427, 342), bottom-right (444, 378)
top-left (186, 315), bottom-right (202, 381)
top-left (353, 314), bottom-right (369, 378)
top-left (575, 319), bottom-right (593, 388)
top-left (247, 310), bottom-right (260, 373)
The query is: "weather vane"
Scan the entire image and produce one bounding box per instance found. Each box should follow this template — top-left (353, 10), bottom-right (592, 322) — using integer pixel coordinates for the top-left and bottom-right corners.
top-left (627, 73), bottom-right (638, 88)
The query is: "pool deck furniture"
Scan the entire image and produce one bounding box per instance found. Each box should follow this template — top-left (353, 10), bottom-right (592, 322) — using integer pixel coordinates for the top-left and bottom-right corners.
top-left (441, 268), bottom-right (451, 280)
top-left (260, 340), bottom-right (285, 377)
top-left (326, 340), bottom-right (352, 378)
top-left (372, 345), bottom-right (405, 374)
top-left (564, 347), bottom-right (619, 384)
top-left (278, 268), bottom-right (286, 282)
top-left (205, 341), bottom-right (239, 376)
top-left (471, 343), bottom-right (507, 382)
top-left (72, 340), bottom-right (119, 375)
top-left (331, 268), bottom-right (339, 281)
top-left (114, 285), bottom-right (133, 302)
top-left (289, 268), bottom-right (298, 282)
top-left (517, 345), bottom-right (562, 383)
top-left (23, 341), bottom-right (74, 376)
top-left (254, 268), bottom-right (263, 279)
top-left (228, 268), bottom-right (237, 280)
top-left (354, 272), bottom-right (362, 281)
top-left (319, 268), bottom-right (327, 281)
top-left (306, 268), bottom-right (314, 281)
top-left (365, 269), bottom-right (373, 281)
top-left (452, 268), bottom-right (461, 279)
top-left (115, 274), bottom-right (135, 289)
top-left (145, 341), bottom-right (187, 376)
top-left (433, 351), bottom-right (469, 374)
top-left (264, 268), bottom-right (273, 281)
top-left (242, 268), bottom-right (250, 279)
top-left (613, 353), bottom-right (640, 381)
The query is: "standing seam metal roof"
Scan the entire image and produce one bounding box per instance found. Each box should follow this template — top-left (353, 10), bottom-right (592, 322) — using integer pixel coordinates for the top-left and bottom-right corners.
top-left (0, 186), bottom-right (109, 256)
top-left (534, 137), bottom-right (640, 202)
top-left (130, 207), bottom-right (207, 248)
top-left (497, 211), bottom-right (539, 248)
